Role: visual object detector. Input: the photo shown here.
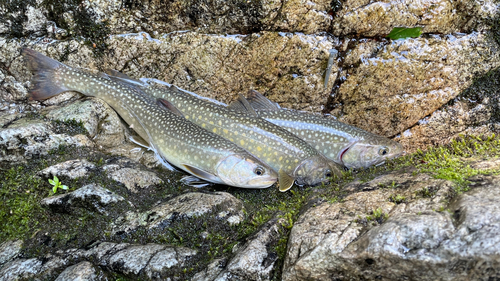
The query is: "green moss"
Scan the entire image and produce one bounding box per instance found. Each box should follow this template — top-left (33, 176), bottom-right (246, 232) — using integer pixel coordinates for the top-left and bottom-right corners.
top-left (0, 166), bottom-right (46, 241)
top-left (51, 118), bottom-right (88, 136)
top-left (41, 0), bottom-right (110, 57)
top-left (388, 194), bottom-right (406, 204)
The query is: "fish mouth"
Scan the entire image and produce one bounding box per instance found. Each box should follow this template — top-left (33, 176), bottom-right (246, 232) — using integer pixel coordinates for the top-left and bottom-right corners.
top-left (246, 177), bottom-right (278, 188)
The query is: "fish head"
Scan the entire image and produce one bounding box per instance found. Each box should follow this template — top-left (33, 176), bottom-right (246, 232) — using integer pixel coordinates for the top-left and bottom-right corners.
top-left (216, 154), bottom-right (278, 188)
top-left (294, 155), bottom-right (340, 186)
top-left (341, 139), bottom-right (404, 169)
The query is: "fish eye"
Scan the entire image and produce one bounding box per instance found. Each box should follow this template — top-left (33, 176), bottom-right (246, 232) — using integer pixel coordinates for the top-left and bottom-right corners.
top-left (325, 169), bottom-right (332, 178)
top-left (254, 166), bottom-right (265, 176)
top-left (379, 147), bottom-right (389, 156)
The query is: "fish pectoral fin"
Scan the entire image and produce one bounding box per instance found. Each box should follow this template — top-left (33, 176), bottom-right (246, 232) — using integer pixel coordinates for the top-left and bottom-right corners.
top-left (227, 94), bottom-right (258, 116)
top-left (182, 164), bottom-right (221, 184)
top-left (278, 169), bottom-right (295, 192)
top-left (157, 98), bottom-right (185, 118)
top-left (104, 69), bottom-right (145, 86)
top-left (180, 176), bottom-right (212, 188)
top-left (245, 90), bottom-right (280, 111)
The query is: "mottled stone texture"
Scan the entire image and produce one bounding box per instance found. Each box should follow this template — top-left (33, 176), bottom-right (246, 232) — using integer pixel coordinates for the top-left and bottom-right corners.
top-left (283, 174), bottom-right (500, 281)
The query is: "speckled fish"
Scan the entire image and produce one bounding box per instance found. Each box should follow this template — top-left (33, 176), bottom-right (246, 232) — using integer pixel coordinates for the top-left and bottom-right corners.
top-left (230, 90), bottom-right (404, 169)
top-left (22, 48), bottom-right (277, 188)
top-left (104, 71), bottom-right (342, 192)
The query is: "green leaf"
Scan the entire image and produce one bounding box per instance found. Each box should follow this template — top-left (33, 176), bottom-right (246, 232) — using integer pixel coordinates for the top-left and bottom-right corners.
top-left (48, 179), bottom-right (55, 185)
top-left (53, 186), bottom-right (58, 193)
top-left (61, 185), bottom-right (69, 190)
top-left (53, 176), bottom-right (59, 184)
top-left (386, 27), bottom-right (422, 40)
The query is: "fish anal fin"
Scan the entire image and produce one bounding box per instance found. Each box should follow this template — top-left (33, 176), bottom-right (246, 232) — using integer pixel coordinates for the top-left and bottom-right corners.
top-left (227, 94), bottom-right (258, 116)
top-left (182, 164), bottom-right (221, 184)
top-left (157, 98), bottom-right (185, 118)
top-left (22, 48), bottom-right (70, 100)
top-left (246, 90), bottom-right (280, 111)
top-left (278, 169), bottom-right (295, 192)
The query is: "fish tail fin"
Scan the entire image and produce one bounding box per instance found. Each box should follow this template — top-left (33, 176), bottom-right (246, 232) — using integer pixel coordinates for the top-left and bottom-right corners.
top-left (22, 48), bottom-right (70, 100)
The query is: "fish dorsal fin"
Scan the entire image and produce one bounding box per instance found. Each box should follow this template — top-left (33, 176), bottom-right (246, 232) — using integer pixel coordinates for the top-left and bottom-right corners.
top-left (104, 69), bottom-right (145, 86)
top-left (157, 98), bottom-right (185, 118)
top-left (246, 90), bottom-right (280, 111)
top-left (227, 94), bottom-right (258, 116)
top-left (182, 164), bottom-right (221, 184)
top-left (278, 169), bottom-right (295, 192)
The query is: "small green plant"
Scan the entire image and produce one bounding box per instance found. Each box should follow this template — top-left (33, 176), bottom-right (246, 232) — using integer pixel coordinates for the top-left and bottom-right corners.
top-left (366, 207), bottom-right (389, 224)
top-left (49, 176), bottom-right (68, 194)
top-left (388, 194), bottom-right (407, 204)
top-left (386, 27), bottom-right (422, 40)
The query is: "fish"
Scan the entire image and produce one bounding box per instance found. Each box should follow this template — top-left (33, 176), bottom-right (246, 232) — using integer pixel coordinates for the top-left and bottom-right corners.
top-left (229, 90), bottom-right (404, 169)
top-left (22, 48), bottom-right (277, 189)
top-left (104, 70), bottom-right (343, 191)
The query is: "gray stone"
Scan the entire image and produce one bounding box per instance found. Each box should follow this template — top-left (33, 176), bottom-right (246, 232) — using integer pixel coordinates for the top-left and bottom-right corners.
top-left (103, 165), bottom-right (162, 193)
top-left (55, 261), bottom-right (100, 281)
top-left (213, 218), bottom-right (283, 281)
top-left (331, 0), bottom-right (498, 37)
top-left (144, 247), bottom-right (198, 279)
top-left (45, 98), bottom-right (126, 148)
top-left (112, 192), bottom-right (244, 235)
top-left (108, 244), bottom-right (165, 275)
top-left (192, 259), bottom-right (227, 281)
top-left (40, 184), bottom-right (125, 213)
top-left (330, 32), bottom-right (500, 138)
top-left (0, 119), bottom-right (93, 163)
top-left (0, 258), bottom-right (42, 281)
top-left (283, 173), bottom-right (500, 281)
top-left (37, 159), bottom-right (96, 179)
top-left (0, 240), bottom-right (22, 267)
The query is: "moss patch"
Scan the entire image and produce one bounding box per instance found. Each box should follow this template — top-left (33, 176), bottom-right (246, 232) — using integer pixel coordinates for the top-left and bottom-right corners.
top-left (41, 0), bottom-right (110, 56)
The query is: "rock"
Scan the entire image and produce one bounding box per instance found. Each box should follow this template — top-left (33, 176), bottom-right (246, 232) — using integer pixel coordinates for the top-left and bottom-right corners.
top-left (104, 31), bottom-right (337, 111)
top-left (108, 244), bottom-right (166, 276)
top-left (37, 159), bottom-right (96, 179)
top-left (84, 0), bottom-right (332, 35)
top-left (54, 261), bottom-right (102, 281)
top-left (45, 98), bottom-right (126, 148)
top-left (331, 0), bottom-right (498, 37)
top-left (211, 218), bottom-right (283, 281)
top-left (40, 184), bottom-right (125, 214)
top-left (0, 240), bottom-right (22, 267)
top-left (0, 118), bottom-right (93, 163)
top-left (396, 66), bottom-right (500, 152)
top-left (103, 164), bottom-right (162, 193)
top-left (282, 173), bottom-right (500, 281)
top-left (192, 259), bottom-right (226, 281)
top-left (112, 192), bottom-right (244, 235)
top-left (330, 32), bottom-right (500, 138)
top-left (0, 258), bottom-right (42, 281)
top-left (144, 247), bottom-right (198, 279)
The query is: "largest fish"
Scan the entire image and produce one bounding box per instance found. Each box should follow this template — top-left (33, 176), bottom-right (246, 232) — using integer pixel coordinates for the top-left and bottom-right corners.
top-left (22, 48), bottom-right (277, 188)
top-left (103, 71), bottom-right (342, 192)
top-left (229, 90), bottom-right (404, 169)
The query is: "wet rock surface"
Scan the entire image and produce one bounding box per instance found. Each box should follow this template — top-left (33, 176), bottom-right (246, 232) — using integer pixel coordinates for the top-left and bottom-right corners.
top-left (282, 173), bottom-right (500, 281)
top-left (40, 184), bottom-right (125, 214)
top-left (102, 161), bottom-right (163, 193)
top-left (38, 159), bottom-right (96, 179)
top-left (1, 0), bottom-right (500, 280)
top-left (112, 191), bottom-right (245, 235)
